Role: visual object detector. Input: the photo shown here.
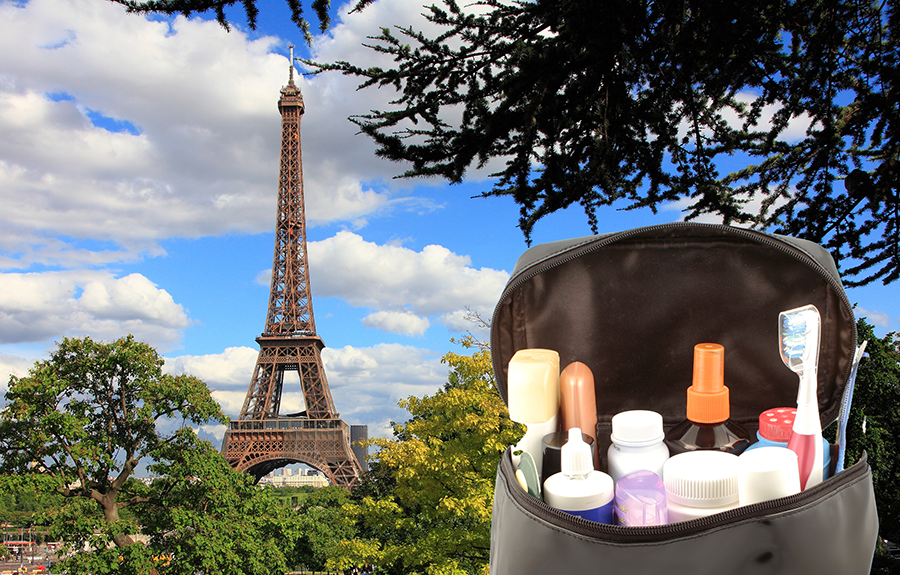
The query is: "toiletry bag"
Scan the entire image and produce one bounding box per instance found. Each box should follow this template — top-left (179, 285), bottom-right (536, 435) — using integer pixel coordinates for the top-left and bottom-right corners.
top-left (489, 223), bottom-right (878, 574)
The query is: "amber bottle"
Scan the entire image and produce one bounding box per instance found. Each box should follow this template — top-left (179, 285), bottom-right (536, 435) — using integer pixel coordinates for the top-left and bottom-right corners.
top-left (665, 343), bottom-right (752, 456)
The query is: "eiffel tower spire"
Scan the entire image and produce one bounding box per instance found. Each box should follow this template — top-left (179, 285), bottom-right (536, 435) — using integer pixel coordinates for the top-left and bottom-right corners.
top-left (266, 43), bottom-right (314, 339)
top-left (221, 49), bottom-right (362, 486)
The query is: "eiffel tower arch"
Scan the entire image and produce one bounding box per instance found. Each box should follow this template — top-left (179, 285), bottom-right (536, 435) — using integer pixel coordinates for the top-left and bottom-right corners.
top-left (221, 48), bottom-right (362, 488)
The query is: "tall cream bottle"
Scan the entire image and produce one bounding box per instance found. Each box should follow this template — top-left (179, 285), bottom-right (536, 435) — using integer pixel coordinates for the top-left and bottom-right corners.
top-left (559, 361), bottom-right (598, 468)
top-left (508, 349), bottom-right (560, 474)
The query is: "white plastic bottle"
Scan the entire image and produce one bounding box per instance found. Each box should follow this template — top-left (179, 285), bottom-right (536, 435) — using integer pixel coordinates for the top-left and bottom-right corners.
top-left (607, 410), bottom-right (669, 482)
top-left (543, 428), bottom-right (616, 524)
top-left (663, 451), bottom-right (740, 523)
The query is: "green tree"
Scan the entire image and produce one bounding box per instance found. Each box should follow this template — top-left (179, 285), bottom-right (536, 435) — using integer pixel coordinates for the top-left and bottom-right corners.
top-left (309, 0), bottom-right (898, 287)
top-left (0, 335), bottom-right (226, 571)
top-left (830, 317), bottom-right (900, 573)
top-left (329, 338), bottom-right (521, 575)
top-left (135, 428), bottom-right (304, 575)
top-left (291, 486), bottom-right (358, 572)
top-left (0, 476), bottom-right (65, 527)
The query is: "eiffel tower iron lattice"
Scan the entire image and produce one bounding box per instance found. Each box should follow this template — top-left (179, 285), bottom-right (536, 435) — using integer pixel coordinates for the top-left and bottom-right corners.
top-left (222, 49), bottom-right (362, 487)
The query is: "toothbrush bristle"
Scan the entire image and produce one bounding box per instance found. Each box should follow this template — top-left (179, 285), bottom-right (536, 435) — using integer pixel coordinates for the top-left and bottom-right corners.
top-left (781, 313), bottom-right (809, 360)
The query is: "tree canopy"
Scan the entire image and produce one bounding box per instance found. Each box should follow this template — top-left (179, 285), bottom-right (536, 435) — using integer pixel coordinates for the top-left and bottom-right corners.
top-left (328, 338), bottom-right (522, 575)
top-left (0, 335), bottom-right (226, 562)
top-left (308, 0), bottom-right (898, 287)
top-left (137, 429), bottom-right (305, 575)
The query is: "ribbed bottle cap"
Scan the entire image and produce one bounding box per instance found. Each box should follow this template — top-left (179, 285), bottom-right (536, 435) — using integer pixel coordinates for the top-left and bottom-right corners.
top-left (561, 427), bottom-right (594, 477)
top-left (758, 408), bottom-right (796, 442)
top-left (663, 451), bottom-right (739, 508)
top-left (686, 343), bottom-right (730, 424)
top-left (610, 410), bottom-right (665, 447)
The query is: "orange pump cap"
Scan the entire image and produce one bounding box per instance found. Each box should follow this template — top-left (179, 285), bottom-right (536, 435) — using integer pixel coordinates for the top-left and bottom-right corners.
top-left (686, 343), bottom-right (730, 424)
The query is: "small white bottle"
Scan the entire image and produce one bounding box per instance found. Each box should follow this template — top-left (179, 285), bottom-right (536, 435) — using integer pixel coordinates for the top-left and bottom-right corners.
top-left (543, 428), bottom-right (615, 525)
top-left (663, 451), bottom-right (740, 523)
top-left (607, 410), bottom-right (669, 482)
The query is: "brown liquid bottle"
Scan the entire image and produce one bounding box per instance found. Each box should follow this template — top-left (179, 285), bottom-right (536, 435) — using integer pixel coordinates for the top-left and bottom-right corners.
top-left (665, 343), bottom-right (752, 456)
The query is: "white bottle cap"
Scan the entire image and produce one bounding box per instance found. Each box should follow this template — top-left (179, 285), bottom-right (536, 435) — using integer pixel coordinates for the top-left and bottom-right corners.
top-left (610, 410), bottom-right (665, 447)
top-left (663, 451), bottom-right (739, 508)
top-left (738, 446), bottom-right (801, 506)
top-left (562, 427), bottom-right (594, 477)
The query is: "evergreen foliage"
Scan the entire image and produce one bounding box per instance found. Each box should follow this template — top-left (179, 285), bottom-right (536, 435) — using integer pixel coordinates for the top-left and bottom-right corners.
top-left (109, 0), bottom-right (899, 286)
top-left (309, 0), bottom-right (900, 287)
top-left (108, 0), bottom-right (331, 43)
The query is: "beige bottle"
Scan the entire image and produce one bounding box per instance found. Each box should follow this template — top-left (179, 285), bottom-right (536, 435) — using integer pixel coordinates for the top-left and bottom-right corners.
top-left (508, 349), bottom-right (560, 474)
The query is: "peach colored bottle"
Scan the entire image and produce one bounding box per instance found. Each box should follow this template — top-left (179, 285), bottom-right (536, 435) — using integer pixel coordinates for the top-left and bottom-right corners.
top-left (559, 361), bottom-right (599, 467)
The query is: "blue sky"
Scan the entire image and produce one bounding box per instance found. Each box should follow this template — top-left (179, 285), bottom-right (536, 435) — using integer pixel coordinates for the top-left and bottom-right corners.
top-left (0, 0), bottom-right (896, 448)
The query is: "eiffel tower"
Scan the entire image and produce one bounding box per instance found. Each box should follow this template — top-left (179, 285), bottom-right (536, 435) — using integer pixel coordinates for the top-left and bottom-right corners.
top-left (221, 48), bottom-right (362, 487)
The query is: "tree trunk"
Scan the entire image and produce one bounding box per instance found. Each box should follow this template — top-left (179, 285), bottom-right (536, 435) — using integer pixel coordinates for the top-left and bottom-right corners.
top-left (98, 490), bottom-right (137, 548)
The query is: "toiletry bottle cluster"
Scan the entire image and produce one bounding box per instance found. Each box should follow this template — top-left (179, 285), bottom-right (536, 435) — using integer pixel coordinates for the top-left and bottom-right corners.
top-left (508, 304), bottom-right (832, 526)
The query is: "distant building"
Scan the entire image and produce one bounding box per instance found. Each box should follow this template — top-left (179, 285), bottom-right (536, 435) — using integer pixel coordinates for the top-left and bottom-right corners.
top-left (258, 469), bottom-right (330, 488)
top-left (133, 477), bottom-right (160, 486)
top-left (351, 425), bottom-right (369, 472)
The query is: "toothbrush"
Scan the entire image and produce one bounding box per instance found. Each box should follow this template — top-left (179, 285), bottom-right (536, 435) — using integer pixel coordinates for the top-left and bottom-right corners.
top-left (780, 304), bottom-right (824, 490)
top-left (835, 341), bottom-right (867, 473)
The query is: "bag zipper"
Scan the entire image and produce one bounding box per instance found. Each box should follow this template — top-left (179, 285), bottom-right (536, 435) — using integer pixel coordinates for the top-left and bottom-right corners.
top-left (499, 447), bottom-right (870, 544)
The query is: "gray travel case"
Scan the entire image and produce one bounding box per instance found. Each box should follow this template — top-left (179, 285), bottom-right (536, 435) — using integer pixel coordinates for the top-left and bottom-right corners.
top-left (488, 223), bottom-right (878, 574)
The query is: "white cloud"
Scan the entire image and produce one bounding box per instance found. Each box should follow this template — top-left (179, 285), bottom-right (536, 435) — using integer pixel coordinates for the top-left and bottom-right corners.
top-left (436, 309), bottom-right (492, 342)
top-left (210, 391), bottom-right (250, 419)
top-left (0, 351), bottom-right (37, 395)
top-left (675, 92), bottom-right (817, 148)
top-left (855, 307), bottom-right (891, 329)
top-left (0, 0), bottom-right (423, 268)
top-left (323, 343), bottom-right (448, 437)
top-left (362, 310), bottom-right (430, 336)
top-left (163, 342), bottom-right (448, 438)
top-left (254, 268), bottom-right (271, 286)
top-left (165, 346), bottom-right (258, 388)
top-left (0, 270), bottom-right (190, 350)
top-left (199, 423), bottom-right (227, 443)
top-left (305, 0), bottom-right (510, 181)
top-left (309, 230), bottom-right (509, 329)
top-left (253, 231), bottom-right (509, 336)
top-left (724, 93), bottom-right (817, 143)
top-left (662, 181), bottom-right (791, 223)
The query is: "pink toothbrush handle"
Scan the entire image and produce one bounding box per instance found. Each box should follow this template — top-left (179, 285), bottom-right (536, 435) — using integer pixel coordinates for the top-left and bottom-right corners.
top-left (788, 432), bottom-right (820, 490)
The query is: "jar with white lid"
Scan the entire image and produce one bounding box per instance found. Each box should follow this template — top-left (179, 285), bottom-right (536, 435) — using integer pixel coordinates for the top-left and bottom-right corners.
top-left (663, 451), bottom-right (740, 523)
top-left (607, 410), bottom-right (669, 482)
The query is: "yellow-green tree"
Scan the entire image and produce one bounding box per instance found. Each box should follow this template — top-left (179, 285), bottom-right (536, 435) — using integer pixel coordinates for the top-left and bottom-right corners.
top-left (328, 338), bottom-right (521, 575)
